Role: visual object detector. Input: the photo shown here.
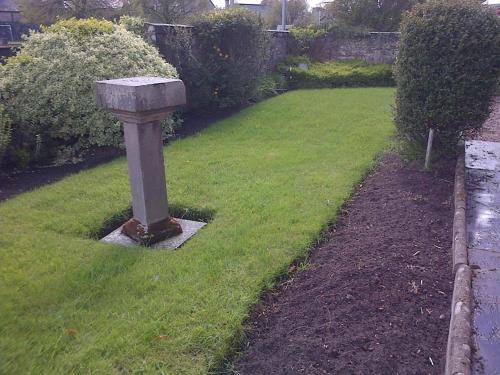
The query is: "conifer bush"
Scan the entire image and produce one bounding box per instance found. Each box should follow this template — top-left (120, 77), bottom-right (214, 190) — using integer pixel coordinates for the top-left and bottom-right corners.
top-left (395, 0), bottom-right (500, 150)
top-left (154, 9), bottom-right (269, 110)
top-left (190, 8), bottom-right (269, 109)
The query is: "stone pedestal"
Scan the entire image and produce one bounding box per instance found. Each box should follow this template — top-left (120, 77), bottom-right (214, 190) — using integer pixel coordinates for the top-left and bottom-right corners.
top-left (95, 77), bottom-right (186, 245)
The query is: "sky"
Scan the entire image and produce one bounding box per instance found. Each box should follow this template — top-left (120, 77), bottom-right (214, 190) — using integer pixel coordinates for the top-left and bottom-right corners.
top-left (211, 0), bottom-right (326, 8)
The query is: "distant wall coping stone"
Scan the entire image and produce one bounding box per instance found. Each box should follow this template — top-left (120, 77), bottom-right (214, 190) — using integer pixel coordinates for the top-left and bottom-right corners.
top-left (146, 22), bottom-right (194, 29)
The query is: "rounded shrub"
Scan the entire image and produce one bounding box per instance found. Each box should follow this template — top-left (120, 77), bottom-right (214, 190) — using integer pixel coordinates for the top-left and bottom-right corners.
top-left (0, 18), bottom-right (177, 164)
top-left (190, 8), bottom-right (269, 109)
top-left (395, 0), bottom-right (500, 150)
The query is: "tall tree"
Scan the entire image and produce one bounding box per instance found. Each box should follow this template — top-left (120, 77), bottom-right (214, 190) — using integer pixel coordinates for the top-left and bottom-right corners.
top-left (262, 0), bottom-right (311, 29)
top-left (18, 0), bottom-right (63, 23)
top-left (19, 0), bottom-right (120, 23)
top-left (66, 0), bottom-right (121, 18)
top-left (120, 0), bottom-right (144, 18)
top-left (138, 0), bottom-right (214, 23)
top-left (325, 0), bottom-right (422, 31)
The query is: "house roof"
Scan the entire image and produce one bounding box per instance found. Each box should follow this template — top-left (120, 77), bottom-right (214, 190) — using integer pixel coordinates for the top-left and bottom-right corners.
top-left (0, 0), bottom-right (19, 12)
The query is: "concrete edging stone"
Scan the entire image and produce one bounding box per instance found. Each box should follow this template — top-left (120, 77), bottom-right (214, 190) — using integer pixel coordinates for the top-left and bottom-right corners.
top-left (452, 154), bottom-right (467, 274)
top-left (444, 154), bottom-right (472, 375)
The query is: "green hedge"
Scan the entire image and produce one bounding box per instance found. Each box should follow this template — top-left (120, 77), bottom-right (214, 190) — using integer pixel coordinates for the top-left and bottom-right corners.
top-left (0, 103), bottom-right (11, 165)
top-left (281, 59), bottom-right (395, 89)
top-left (191, 8), bottom-right (269, 109)
top-left (159, 8), bottom-right (269, 111)
top-left (118, 15), bottom-right (146, 37)
top-left (395, 0), bottom-right (500, 150)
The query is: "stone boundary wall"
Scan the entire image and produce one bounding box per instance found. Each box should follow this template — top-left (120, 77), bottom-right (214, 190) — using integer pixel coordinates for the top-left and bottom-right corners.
top-left (146, 23), bottom-right (399, 71)
top-left (310, 32), bottom-right (399, 64)
top-left (264, 30), bottom-right (292, 72)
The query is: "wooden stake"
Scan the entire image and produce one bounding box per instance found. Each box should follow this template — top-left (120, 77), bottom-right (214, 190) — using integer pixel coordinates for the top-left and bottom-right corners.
top-left (425, 128), bottom-right (435, 170)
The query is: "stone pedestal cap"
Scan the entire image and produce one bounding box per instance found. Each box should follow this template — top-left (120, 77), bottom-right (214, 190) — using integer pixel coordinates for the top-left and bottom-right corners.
top-left (95, 77), bottom-right (186, 114)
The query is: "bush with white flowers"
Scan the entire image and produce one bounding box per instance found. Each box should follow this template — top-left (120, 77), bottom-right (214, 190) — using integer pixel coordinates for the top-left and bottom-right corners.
top-left (0, 18), bottom-right (178, 164)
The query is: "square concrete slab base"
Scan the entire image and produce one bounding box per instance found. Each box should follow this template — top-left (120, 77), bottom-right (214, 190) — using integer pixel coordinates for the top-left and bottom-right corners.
top-left (101, 218), bottom-right (206, 249)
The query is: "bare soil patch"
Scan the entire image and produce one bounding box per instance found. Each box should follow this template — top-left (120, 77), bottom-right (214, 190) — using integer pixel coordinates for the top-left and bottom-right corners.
top-left (234, 153), bottom-right (454, 375)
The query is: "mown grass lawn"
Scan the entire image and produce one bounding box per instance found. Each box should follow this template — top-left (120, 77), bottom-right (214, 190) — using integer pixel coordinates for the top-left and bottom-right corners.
top-left (0, 88), bottom-right (394, 374)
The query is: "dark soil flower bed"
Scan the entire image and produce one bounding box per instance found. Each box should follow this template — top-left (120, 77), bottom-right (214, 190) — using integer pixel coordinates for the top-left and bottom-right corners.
top-left (234, 154), bottom-right (454, 375)
top-left (0, 109), bottom-right (236, 202)
top-left (0, 147), bottom-right (124, 202)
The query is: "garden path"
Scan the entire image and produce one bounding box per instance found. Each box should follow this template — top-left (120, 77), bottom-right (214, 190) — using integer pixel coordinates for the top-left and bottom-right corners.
top-left (466, 97), bottom-right (500, 375)
top-left (473, 97), bottom-right (500, 142)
